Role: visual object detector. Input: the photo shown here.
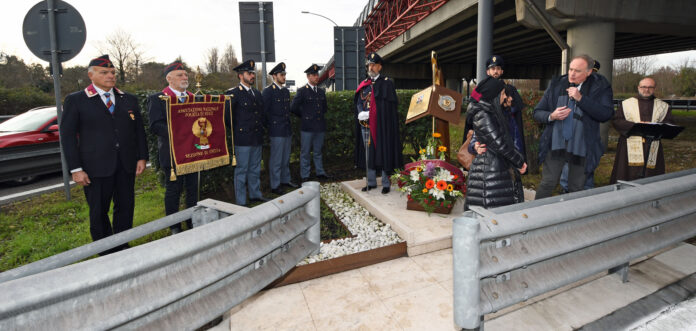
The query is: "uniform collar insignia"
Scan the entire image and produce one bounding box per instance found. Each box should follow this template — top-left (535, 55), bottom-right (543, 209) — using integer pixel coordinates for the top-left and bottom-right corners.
top-left (84, 84), bottom-right (98, 98)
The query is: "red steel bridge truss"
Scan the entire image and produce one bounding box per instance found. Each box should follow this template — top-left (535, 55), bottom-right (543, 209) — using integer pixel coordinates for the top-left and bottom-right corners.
top-left (363, 0), bottom-right (449, 54)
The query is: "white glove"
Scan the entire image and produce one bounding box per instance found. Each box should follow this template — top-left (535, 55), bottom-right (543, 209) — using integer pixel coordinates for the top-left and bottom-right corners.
top-left (357, 111), bottom-right (370, 121)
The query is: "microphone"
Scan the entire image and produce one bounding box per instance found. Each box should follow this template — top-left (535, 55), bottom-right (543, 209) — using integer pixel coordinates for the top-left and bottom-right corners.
top-left (568, 83), bottom-right (578, 103)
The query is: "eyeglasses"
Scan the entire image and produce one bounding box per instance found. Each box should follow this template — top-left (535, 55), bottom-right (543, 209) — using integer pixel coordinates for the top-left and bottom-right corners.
top-left (638, 86), bottom-right (655, 89)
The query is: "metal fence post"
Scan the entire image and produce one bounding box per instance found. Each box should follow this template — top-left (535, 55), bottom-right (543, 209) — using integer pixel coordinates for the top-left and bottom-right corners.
top-left (453, 216), bottom-right (481, 330)
top-left (302, 181), bottom-right (321, 255)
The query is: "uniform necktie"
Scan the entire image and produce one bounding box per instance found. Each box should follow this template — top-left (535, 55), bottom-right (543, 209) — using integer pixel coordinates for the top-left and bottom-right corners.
top-left (312, 86), bottom-right (317, 93)
top-left (179, 92), bottom-right (186, 103)
top-left (248, 88), bottom-right (254, 97)
top-left (104, 92), bottom-right (114, 113)
top-left (562, 96), bottom-right (575, 141)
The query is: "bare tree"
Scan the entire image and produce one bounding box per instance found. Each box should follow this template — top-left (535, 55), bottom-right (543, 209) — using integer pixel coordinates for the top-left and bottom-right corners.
top-left (97, 29), bottom-right (145, 85)
top-left (219, 44), bottom-right (240, 73)
top-left (205, 47), bottom-right (220, 74)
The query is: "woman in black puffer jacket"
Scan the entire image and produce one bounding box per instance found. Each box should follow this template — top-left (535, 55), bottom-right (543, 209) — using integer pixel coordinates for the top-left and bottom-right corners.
top-left (465, 77), bottom-right (527, 210)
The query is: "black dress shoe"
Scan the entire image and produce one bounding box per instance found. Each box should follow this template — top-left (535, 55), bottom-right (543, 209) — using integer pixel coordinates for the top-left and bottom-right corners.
top-left (381, 187), bottom-right (390, 195)
top-left (282, 181), bottom-right (299, 188)
top-left (301, 177), bottom-right (310, 183)
top-left (271, 187), bottom-right (284, 195)
top-left (316, 174), bottom-right (331, 180)
top-left (361, 185), bottom-right (377, 192)
top-left (250, 196), bottom-right (270, 203)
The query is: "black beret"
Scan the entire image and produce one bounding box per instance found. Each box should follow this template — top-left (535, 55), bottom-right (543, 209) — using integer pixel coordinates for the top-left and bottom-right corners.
top-left (304, 64), bottom-right (321, 74)
top-left (269, 62), bottom-right (286, 75)
top-left (233, 59), bottom-right (256, 73)
top-left (163, 61), bottom-right (185, 76)
top-left (486, 55), bottom-right (504, 69)
top-left (366, 52), bottom-right (383, 65)
top-left (88, 54), bottom-right (113, 68)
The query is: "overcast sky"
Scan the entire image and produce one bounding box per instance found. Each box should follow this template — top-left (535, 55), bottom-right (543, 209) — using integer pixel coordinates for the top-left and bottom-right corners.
top-left (2, 0), bottom-right (695, 89)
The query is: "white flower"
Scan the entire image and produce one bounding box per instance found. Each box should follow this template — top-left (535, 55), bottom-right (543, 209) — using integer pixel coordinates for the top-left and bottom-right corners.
top-left (410, 170), bottom-right (420, 182)
top-left (429, 188), bottom-right (445, 200)
top-left (434, 168), bottom-right (454, 182)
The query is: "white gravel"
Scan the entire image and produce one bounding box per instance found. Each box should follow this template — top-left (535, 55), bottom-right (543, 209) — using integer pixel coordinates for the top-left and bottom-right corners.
top-left (297, 183), bottom-right (404, 265)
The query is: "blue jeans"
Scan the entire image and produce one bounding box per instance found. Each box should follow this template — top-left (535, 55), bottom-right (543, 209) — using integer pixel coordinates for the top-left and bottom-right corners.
top-left (269, 136), bottom-right (292, 189)
top-left (300, 131), bottom-right (326, 179)
top-left (234, 145), bottom-right (262, 205)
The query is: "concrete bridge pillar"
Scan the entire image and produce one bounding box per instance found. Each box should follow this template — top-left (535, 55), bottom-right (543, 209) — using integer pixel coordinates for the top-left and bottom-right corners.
top-left (567, 21), bottom-right (615, 150)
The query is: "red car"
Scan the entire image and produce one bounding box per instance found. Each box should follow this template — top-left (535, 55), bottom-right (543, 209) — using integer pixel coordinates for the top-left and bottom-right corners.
top-left (0, 106), bottom-right (60, 148)
top-left (0, 106), bottom-right (61, 184)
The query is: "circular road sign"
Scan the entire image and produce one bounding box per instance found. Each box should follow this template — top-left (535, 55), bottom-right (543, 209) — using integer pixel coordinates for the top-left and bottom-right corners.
top-left (22, 0), bottom-right (86, 63)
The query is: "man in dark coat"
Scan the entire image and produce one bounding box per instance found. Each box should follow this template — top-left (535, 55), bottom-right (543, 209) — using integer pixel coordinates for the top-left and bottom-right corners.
top-left (465, 76), bottom-right (527, 210)
top-left (263, 62), bottom-right (297, 194)
top-left (610, 77), bottom-right (674, 183)
top-left (60, 55), bottom-right (148, 253)
top-left (533, 54), bottom-right (613, 199)
top-left (148, 60), bottom-right (197, 234)
top-left (354, 52), bottom-right (403, 194)
top-left (225, 59), bottom-right (269, 206)
top-left (290, 64), bottom-right (329, 182)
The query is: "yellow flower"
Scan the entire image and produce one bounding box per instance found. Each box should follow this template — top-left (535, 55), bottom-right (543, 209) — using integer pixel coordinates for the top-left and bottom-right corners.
top-left (416, 166), bottom-right (422, 172)
top-left (447, 184), bottom-right (454, 192)
top-left (433, 132), bottom-right (442, 138)
top-left (422, 188), bottom-right (428, 193)
top-left (438, 146), bottom-right (447, 152)
top-left (419, 149), bottom-right (426, 154)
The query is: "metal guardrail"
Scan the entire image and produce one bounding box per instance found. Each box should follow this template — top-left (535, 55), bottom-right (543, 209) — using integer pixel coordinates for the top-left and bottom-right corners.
top-left (613, 98), bottom-right (695, 111)
top-left (0, 142), bottom-right (62, 182)
top-left (452, 170), bottom-right (696, 330)
top-left (0, 182), bottom-right (321, 330)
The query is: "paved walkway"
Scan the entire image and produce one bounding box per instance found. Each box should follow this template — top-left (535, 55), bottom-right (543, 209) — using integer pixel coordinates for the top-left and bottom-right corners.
top-left (225, 243), bottom-right (696, 330)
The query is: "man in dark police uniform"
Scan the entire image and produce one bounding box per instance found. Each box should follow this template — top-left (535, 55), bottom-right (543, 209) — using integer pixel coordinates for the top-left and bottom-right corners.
top-left (147, 60), bottom-right (198, 234)
top-left (60, 55), bottom-right (148, 253)
top-left (225, 59), bottom-right (269, 206)
top-left (263, 62), bottom-right (297, 195)
top-left (290, 64), bottom-right (329, 182)
top-left (354, 52), bottom-right (403, 194)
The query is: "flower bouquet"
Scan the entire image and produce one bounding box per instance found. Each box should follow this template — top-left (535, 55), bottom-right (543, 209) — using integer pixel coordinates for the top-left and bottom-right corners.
top-left (391, 133), bottom-right (466, 214)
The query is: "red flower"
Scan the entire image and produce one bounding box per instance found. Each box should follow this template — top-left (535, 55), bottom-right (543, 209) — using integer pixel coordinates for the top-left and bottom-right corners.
top-left (436, 180), bottom-right (447, 191)
top-left (425, 179), bottom-right (435, 189)
top-left (440, 202), bottom-right (444, 207)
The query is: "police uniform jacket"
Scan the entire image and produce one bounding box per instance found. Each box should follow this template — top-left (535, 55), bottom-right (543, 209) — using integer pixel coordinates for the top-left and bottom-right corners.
top-left (262, 82), bottom-right (291, 137)
top-left (225, 85), bottom-right (265, 146)
top-left (60, 86), bottom-right (148, 177)
top-left (290, 84), bottom-right (327, 132)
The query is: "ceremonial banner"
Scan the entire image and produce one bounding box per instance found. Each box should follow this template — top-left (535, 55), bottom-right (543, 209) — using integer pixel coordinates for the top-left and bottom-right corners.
top-left (166, 94), bottom-right (230, 176)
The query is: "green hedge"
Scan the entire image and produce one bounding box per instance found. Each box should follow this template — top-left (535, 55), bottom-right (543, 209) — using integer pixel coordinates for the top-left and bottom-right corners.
top-left (0, 87), bottom-right (55, 115)
top-left (135, 89), bottom-right (430, 194)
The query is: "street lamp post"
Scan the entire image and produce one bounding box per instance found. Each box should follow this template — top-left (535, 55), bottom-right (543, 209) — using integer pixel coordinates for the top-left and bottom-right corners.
top-left (301, 10), bottom-right (342, 90)
top-left (301, 11), bottom-right (338, 27)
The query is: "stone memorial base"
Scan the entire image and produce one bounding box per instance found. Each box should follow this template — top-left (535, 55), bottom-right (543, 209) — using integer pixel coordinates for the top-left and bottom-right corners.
top-left (341, 178), bottom-right (464, 256)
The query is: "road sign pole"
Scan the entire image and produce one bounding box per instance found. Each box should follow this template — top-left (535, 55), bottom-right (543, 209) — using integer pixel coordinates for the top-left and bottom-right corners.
top-left (258, 2), bottom-right (267, 89)
top-left (46, 0), bottom-right (71, 200)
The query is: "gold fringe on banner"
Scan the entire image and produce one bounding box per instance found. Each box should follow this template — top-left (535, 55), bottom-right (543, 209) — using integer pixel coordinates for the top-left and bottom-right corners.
top-left (175, 155), bottom-right (230, 176)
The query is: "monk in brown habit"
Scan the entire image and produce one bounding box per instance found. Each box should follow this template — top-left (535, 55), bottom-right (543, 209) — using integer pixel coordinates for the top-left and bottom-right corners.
top-left (610, 77), bottom-right (675, 183)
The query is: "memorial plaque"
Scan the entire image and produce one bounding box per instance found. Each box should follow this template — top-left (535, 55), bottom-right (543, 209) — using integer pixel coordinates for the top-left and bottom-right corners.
top-left (406, 85), bottom-right (462, 124)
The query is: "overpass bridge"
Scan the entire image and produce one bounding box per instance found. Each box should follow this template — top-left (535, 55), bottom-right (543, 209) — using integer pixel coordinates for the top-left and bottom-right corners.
top-left (320, 0), bottom-right (696, 90)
